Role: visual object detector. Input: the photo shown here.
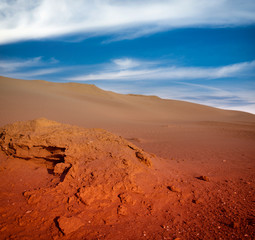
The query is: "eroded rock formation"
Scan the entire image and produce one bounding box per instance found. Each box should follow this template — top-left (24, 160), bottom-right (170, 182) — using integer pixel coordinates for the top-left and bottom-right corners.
top-left (0, 118), bottom-right (160, 236)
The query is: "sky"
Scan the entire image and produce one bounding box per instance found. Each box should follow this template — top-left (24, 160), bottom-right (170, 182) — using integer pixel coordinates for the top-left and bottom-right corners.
top-left (0, 0), bottom-right (255, 113)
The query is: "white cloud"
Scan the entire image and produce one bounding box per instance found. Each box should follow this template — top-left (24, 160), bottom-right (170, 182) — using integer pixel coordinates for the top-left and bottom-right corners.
top-left (73, 69), bottom-right (154, 81)
top-left (0, 0), bottom-right (255, 44)
top-left (0, 57), bottom-right (42, 71)
top-left (69, 59), bottom-right (255, 81)
top-left (214, 61), bottom-right (255, 78)
top-left (0, 56), bottom-right (62, 78)
top-left (113, 58), bottom-right (140, 70)
top-left (6, 68), bottom-right (63, 79)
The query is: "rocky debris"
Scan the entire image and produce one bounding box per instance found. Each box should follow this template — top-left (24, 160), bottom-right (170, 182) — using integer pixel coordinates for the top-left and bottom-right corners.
top-left (117, 205), bottom-right (128, 216)
top-left (53, 163), bottom-right (71, 175)
top-left (57, 216), bottom-right (84, 235)
top-left (167, 185), bottom-right (181, 193)
top-left (192, 198), bottom-right (202, 204)
top-left (118, 192), bottom-right (133, 204)
top-left (76, 185), bottom-right (107, 206)
top-left (127, 144), bottom-right (152, 167)
top-left (0, 226), bottom-right (7, 232)
top-left (23, 191), bottom-right (42, 205)
top-left (135, 151), bottom-right (152, 167)
top-left (197, 176), bottom-right (210, 182)
top-left (231, 221), bottom-right (240, 229)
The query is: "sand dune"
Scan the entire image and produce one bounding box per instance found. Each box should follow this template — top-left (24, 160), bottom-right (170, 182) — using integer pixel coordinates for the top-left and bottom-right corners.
top-left (0, 76), bottom-right (255, 239)
top-left (1, 76), bottom-right (254, 128)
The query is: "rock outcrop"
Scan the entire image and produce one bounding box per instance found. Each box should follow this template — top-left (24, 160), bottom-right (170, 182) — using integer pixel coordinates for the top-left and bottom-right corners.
top-left (0, 118), bottom-right (160, 236)
top-left (0, 118), bottom-right (153, 176)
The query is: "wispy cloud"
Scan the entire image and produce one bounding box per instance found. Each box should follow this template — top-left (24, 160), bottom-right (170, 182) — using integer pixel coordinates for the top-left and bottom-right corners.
top-left (7, 68), bottom-right (63, 79)
top-left (113, 58), bottom-right (141, 70)
top-left (0, 57), bottom-right (62, 78)
top-left (68, 58), bottom-right (255, 81)
top-left (0, 57), bottom-right (42, 71)
top-left (0, 0), bottom-right (255, 44)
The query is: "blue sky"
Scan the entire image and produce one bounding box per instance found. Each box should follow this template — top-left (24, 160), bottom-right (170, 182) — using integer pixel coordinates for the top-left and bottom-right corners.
top-left (0, 0), bottom-right (255, 113)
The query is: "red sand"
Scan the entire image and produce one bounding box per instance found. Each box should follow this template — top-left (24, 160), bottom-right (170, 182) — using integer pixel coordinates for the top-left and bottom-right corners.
top-left (0, 76), bottom-right (254, 239)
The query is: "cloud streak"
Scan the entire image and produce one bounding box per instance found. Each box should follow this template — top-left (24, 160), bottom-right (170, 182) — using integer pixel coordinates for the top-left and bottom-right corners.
top-left (0, 57), bottom-right (62, 78)
top-left (1, 0), bottom-right (255, 44)
top-left (0, 57), bottom-right (42, 71)
top-left (69, 58), bottom-right (255, 81)
top-left (6, 68), bottom-right (63, 79)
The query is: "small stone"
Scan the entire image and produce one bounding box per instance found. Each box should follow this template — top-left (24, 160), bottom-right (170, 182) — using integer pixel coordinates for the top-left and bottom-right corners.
top-left (67, 196), bottom-right (75, 204)
top-left (167, 185), bottom-right (181, 193)
top-left (122, 159), bottom-right (129, 166)
top-left (231, 221), bottom-right (240, 229)
top-left (76, 186), bottom-right (101, 206)
top-left (23, 192), bottom-right (41, 205)
top-left (135, 151), bottom-right (152, 166)
top-left (54, 163), bottom-right (71, 175)
top-left (117, 205), bottom-right (128, 216)
top-left (0, 226), bottom-right (7, 232)
top-left (192, 198), bottom-right (202, 204)
top-left (57, 216), bottom-right (84, 235)
top-left (198, 176), bottom-right (210, 182)
top-left (118, 192), bottom-right (133, 204)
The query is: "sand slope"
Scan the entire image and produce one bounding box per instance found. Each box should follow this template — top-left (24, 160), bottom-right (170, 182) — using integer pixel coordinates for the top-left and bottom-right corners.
top-left (0, 76), bottom-right (254, 128)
